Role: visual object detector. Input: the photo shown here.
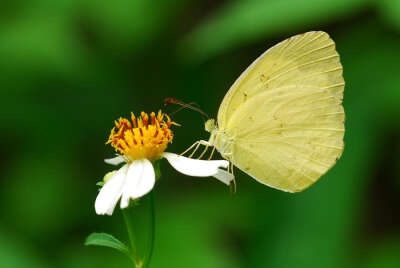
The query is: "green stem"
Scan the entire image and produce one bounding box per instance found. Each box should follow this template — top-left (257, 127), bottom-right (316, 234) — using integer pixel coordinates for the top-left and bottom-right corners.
top-left (122, 191), bottom-right (156, 268)
top-left (122, 208), bottom-right (138, 265)
top-left (122, 160), bottom-right (160, 268)
top-left (144, 190), bottom-right (155, 267)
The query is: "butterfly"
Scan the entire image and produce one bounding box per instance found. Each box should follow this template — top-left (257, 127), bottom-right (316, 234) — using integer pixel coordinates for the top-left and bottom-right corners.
top-left (177, 31), bottom-right (345, 192)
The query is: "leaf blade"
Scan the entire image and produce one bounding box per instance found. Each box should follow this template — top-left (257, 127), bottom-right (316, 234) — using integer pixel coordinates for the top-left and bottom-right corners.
top-left (85, 232), bottom-right (131, 258)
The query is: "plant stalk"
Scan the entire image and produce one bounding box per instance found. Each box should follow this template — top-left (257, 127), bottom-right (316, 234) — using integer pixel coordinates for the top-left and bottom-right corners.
top-left (143, 190), bottom-right (155, 267)
top-left (122, 208), bottom-right (139, 265)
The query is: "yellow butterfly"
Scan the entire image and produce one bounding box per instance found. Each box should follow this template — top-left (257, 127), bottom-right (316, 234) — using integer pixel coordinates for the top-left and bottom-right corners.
top-left (184, 31), bottom-right (345, 192)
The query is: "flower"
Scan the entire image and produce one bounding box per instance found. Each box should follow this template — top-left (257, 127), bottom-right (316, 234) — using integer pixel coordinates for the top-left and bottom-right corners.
top-left (95, 111), bottom-right (234, 215)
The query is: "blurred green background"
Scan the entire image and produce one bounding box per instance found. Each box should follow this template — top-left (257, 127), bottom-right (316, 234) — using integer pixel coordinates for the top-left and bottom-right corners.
top-left (1, 0), bottom-right (400, 267)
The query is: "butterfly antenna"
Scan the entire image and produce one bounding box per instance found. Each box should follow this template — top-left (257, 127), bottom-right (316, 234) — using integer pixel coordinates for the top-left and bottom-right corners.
top-left (164, 98), bottom-right (209, 120)
top-left (168, 102), bottom-right (200, 117)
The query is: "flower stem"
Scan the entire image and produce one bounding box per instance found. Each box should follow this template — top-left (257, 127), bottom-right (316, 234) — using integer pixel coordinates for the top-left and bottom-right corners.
top-left (122, 190), bottom-right (156, 268)
top-left (122, 208), bottom-right (139, 265)
top-left (122, 161), bottom-right (160, 267)
top-left (143, 190), bottom-right (155, 267)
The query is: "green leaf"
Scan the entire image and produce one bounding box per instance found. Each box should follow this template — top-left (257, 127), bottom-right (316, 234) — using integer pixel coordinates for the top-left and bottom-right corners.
top-left (85, 233), bottom-right (131, 258)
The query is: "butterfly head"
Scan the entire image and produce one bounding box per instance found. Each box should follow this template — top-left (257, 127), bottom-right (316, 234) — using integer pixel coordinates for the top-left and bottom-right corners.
top-left (205, 119), bottom-right (217, 133)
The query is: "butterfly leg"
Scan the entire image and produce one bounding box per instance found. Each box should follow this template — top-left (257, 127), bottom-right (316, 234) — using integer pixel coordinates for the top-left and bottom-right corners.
top-left (193, 140), bottom-right (212, 159)
top-left (182, 140), bottom-right (211, 158)
top-left (231, 160), bottom-right (237, 194)
top-left (180, 141), bottom-right (200, 156)
top-left (197, 145), bottom-right (208, 159)
top-left (188, 142), bottom-right (201, 158)
top-left (224, 153), bottom-right (236, 194)
top-left (207, 146), bottom-right (216, 160)
top-left (228, 163), bottom-right (233, 195)
top-left (196, 140), bottom-right (213, 159)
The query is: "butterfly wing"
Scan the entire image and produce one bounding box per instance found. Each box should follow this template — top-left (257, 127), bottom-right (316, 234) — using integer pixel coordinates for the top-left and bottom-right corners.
top-left (217, 31), bottom-right (344, 192)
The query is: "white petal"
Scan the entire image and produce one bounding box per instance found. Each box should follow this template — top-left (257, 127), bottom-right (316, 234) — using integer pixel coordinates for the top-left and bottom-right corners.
top-left (162, 152), bottom-right (229, 177)
top-left (104, 156), bottom-right (125, 166)
top-left (95, 164), bottom-right (128, 215)
top-left (213, 169), bottom-right (234, 185)
top-left (120, 159), bottom-right (155, 209)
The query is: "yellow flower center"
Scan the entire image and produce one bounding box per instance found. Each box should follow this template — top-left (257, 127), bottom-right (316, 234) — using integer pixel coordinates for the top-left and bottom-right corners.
top-left (107, 110), bottom-right (178, 161)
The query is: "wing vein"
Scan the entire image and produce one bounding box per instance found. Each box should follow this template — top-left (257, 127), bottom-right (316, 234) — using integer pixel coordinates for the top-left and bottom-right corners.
top-left (322, 83), bottom-right (345, 89)
top-left (264, 52), bottom-right (339, 84)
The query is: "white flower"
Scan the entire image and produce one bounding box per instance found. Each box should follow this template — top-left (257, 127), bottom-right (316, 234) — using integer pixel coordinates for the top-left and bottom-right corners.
top-left (95, 111), bottom-right (234, 216)
top-left (95, 153), bottom-right (233, 215)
